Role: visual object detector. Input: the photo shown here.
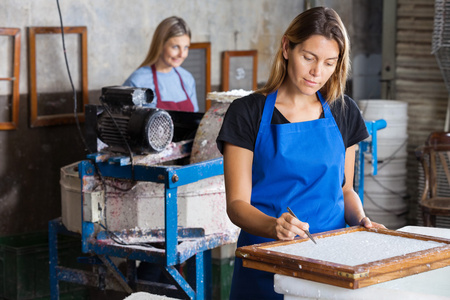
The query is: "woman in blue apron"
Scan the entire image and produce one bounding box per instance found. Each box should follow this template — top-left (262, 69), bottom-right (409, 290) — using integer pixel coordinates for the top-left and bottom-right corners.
top-left (123, 16), bottom-right (198, 112)
top-left (217, 7), bottom-right (385, 300)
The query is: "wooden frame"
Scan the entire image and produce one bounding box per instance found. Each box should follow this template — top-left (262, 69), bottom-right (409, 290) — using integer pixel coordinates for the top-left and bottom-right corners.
top-left (28, 26), bottom-right (88, 127)
top-left (236, 226), bottom-right (450, 289)
top-left (181, 42), bottom-right (211, 112)
top-left (222, 50), bottom-right (257, 92)
top-left (0, 28), bottom-right (20, 130)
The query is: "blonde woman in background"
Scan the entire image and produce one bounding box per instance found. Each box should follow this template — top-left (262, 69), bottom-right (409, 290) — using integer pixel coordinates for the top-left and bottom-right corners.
top-left (124, 16), bottom-right (198, 112)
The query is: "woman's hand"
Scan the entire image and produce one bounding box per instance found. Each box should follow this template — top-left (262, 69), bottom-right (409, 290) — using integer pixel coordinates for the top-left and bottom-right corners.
top-left (275, 212), bottom-right (311, 240)
top-left (359, 216), bottom-right (386, 229)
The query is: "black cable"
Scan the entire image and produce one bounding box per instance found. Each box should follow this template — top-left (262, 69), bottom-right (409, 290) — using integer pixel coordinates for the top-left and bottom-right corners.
top-left (55, 0), bottom-right (114, 242)
top-left (56, 0), bottom-right (92, 154)
top-left (56, 1), bottom-right (136, 177)
top-left (363, 192), bottom-right (408, 216)
top-left (56, 0), bottom-right (109, 230)
top-left (98, 223), bottom-right (129, 245)
top-left (362, 138), bottom-right (409, 199)
top-left (56, 0), bottom-right (139, 246)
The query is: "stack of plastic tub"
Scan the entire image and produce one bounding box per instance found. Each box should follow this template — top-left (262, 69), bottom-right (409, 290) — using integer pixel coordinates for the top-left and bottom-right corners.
top-left (358, 100), bottom-right (409, 229)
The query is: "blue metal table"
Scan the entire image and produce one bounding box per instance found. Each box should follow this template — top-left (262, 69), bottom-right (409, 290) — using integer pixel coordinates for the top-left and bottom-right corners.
top-left (49, 155), bottom-right (233, 300)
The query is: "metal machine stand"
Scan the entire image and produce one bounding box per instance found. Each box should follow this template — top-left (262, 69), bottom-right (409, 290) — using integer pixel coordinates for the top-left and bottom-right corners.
top-left (358, 119), bottom-right (387, 203)
top-left (49, 155), bottom-right (233, 300)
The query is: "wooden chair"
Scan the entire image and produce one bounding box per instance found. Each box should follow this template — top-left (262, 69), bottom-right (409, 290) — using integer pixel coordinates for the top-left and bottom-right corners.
top-left (415, 132), bottom-right (450, 226)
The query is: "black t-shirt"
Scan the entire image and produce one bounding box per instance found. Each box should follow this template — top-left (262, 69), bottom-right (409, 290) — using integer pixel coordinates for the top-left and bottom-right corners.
top-left (216, 93), bottom-right (369, 154)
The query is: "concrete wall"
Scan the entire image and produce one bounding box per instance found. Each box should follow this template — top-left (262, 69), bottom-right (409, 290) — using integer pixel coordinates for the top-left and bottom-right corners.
top-left (0, 0), bottom-right (382, 235)
top-left (3, 0), bottom-right (308, 95)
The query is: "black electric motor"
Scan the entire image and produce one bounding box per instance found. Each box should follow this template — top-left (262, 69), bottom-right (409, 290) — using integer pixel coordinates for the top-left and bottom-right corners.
top-left (94, 86), bottom-right (174, 154)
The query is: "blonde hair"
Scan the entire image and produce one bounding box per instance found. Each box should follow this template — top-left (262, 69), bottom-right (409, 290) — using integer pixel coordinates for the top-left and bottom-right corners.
top-left (139, 16), bottom-right (191, 68)
top-left (257, 7), bottom-right (350, 104)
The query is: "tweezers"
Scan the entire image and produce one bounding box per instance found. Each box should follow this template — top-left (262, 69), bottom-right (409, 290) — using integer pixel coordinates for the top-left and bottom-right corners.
top-left (287, 207), bottom-right (317, 244)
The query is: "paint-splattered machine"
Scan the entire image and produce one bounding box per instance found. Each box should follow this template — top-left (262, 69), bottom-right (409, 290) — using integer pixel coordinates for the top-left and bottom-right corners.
top-left (49, 87), bottom-right (239, 299)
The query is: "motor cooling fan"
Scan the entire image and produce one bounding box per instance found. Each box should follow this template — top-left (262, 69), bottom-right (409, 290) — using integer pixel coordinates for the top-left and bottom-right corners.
top-left (95, 86), bottom-right (174, 154)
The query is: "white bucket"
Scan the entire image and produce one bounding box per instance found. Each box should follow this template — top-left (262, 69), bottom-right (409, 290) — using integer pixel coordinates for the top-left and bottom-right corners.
top-left (60, 162), bottom-right (82, 233)
top-left (376, 121), bottom-right (408, 139)
top-left (363, 193), bottom-right (408, 213)
top-left (364, 157), bottom-right (407, 177)
top-left (364, 174), bottom-right (407, 195)
top-left (377, 137), bottom-right (408, 160)
top-left (358, 99), bottom-right (408, 123)
top-left (362, 161), bottom-right (408, 229)
top-left (358, 100), bottom-right (409, 159)
top-left (364, 210), bottom-right (408, 230)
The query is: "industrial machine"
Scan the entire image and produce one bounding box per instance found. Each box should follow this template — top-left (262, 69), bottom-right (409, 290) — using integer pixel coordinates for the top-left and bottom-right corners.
top-left (49, 87), bottom-right (238, 300)
top-left (96, 86), bottom-right (174, 154)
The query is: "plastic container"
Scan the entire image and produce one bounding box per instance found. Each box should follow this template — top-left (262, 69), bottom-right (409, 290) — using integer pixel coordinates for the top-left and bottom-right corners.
top-left (363, 193), bottom-right (408, 214)
top-left (377, 137), bottom-right (408, 160)
top-left (358, 99), bottom-right (409, 161)
top-left (358, 100), bottom-right (408, 123)
top-left (60, 162), bottom-right (82, 233)
top-left (0, 232), bottom-right (88, 300)
top-left (61, 162), bottom-right (238, 236)
top-left (364, 158), bottom-right (407, 177)
top-left (364, 175), bottom-right (407, 195)
top-left (212, 257), bottom-right (234, 300)
top-left (364, 210), bottom-right (408, 230)
top-left (376, 121), bottom-right (408, 139)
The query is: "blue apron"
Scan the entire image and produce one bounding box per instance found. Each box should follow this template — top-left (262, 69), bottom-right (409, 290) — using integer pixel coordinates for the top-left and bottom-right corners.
top-left (230, 90), bottom-right (346, 300)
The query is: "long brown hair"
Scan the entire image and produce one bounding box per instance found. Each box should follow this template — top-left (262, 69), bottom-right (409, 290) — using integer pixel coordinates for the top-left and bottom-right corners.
top-left (257, 7), bottom-right (350, 104)
top-left (139, 16), bottom-right (191, 68)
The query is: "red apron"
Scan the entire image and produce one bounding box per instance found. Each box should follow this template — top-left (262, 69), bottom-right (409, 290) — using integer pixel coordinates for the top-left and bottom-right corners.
top-left (151, 65), bottom-right (194, 112)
